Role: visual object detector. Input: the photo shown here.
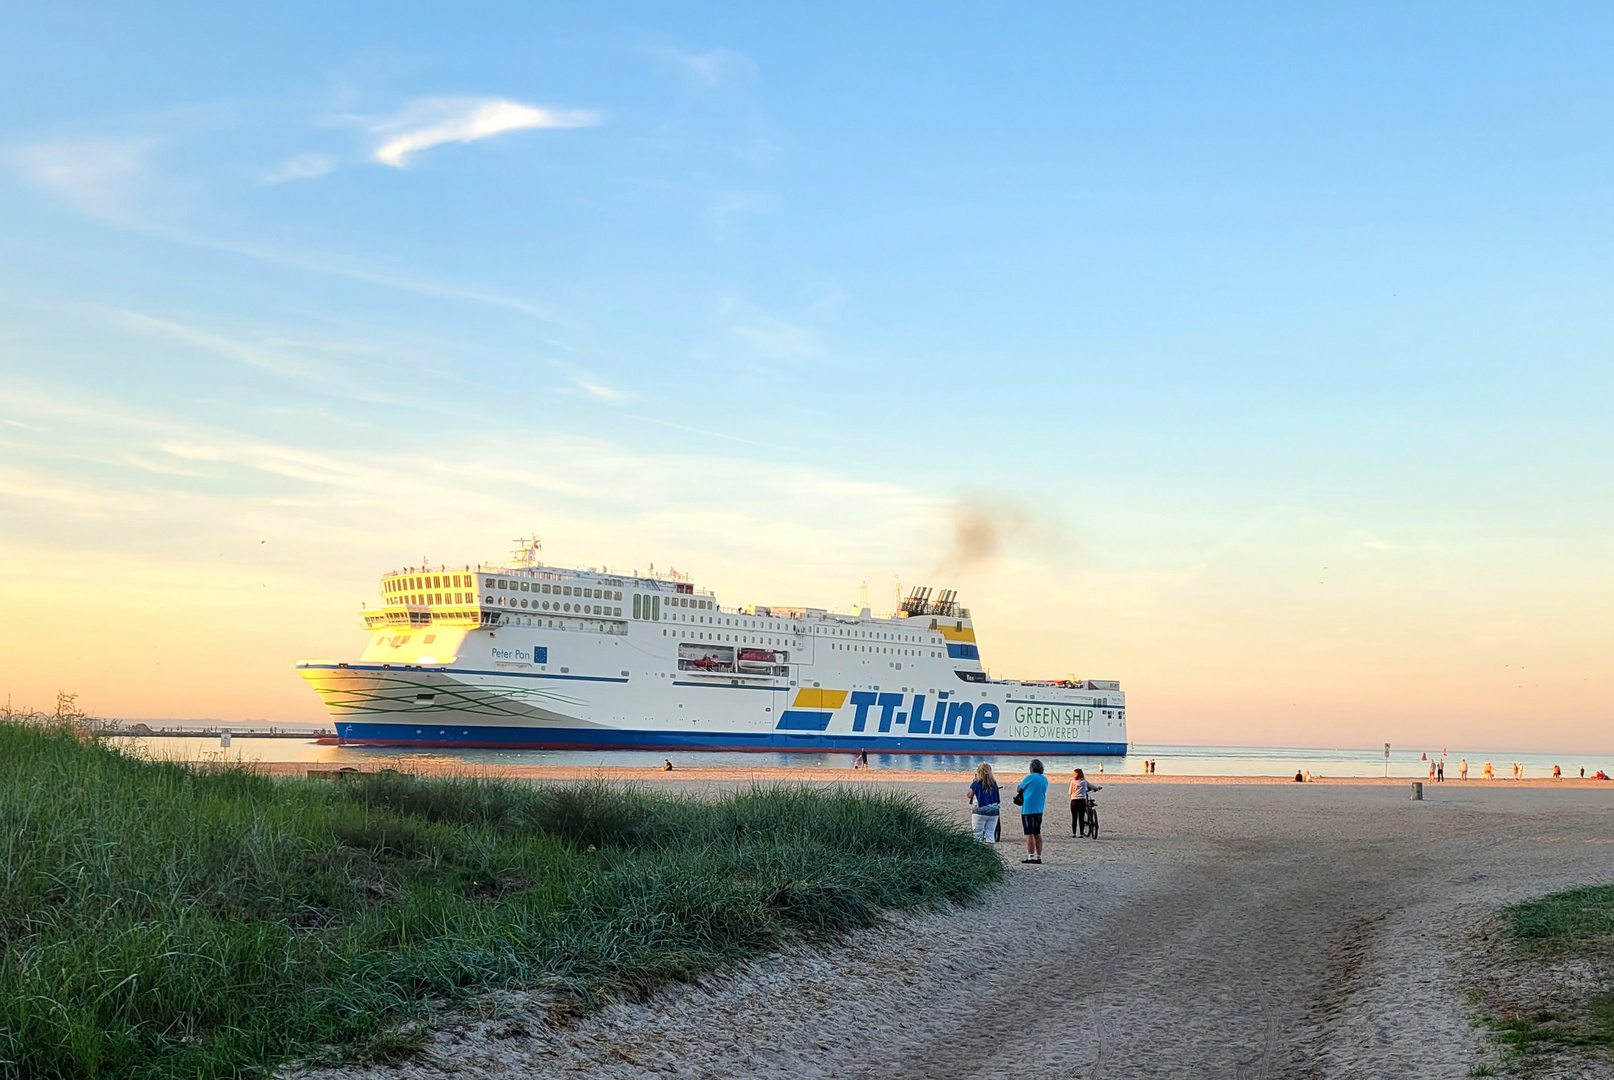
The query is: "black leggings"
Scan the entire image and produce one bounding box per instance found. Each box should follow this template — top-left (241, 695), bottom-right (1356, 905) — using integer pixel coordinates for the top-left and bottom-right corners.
top-left (1071, 798), bottom-right (1090, 834)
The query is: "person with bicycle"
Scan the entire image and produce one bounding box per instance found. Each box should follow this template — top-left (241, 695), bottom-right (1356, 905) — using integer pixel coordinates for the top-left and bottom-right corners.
top-left (1070, 767), bottom-right (1101, 837)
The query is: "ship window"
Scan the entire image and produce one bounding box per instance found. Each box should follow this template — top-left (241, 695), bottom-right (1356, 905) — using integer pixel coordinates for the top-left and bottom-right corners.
top-left (652, 595), bottom-right (661, 620)
top-left (563, 586), bottom-right (571, 596)
top-left (633, 594), bottom-right (641, 619)
top-left (542, 584), bottom-right (550, 593)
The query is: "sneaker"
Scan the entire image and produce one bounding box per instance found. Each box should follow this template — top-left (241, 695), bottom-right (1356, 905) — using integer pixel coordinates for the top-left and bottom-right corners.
top-left (1021, 857), bottom-right (1037, 864)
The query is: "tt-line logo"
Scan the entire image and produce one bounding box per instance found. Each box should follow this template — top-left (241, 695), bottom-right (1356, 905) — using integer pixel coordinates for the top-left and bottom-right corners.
top-left (845, 692), bottom-right (1001, 736)
top-left (840, 693), bottom-right (1102, 738)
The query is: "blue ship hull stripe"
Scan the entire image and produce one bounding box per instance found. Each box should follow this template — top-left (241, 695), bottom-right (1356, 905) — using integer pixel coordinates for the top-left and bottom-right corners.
top-left (332, 721), bottom-right (1127, 756)
top-left (775, 710), bottom-right (833, 731)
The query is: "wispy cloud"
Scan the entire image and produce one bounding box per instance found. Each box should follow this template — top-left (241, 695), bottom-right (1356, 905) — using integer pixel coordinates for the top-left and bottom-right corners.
top-left (646, 46), bottom-right (757, 86)
top-left (102, 309), bottom-right (326, 381)
top-left (372, 98), bottom-right (598, 168)
top-left (10, 124), bottom-right (574, 321)
top-left (10, 138), bottom-right (157, 223)
top-left (261, 153), bottom-right (336, 184)
top-left (569, 377), bottom-right (627, 402)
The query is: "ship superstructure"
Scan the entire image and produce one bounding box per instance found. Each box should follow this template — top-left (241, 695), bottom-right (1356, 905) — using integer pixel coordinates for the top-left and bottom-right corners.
top-left (298, 545), bottom-right (1126, 754)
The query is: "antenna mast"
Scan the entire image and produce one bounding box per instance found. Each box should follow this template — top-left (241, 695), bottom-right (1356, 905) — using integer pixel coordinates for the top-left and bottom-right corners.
top-left (511, 535), bottom-right (543, 568)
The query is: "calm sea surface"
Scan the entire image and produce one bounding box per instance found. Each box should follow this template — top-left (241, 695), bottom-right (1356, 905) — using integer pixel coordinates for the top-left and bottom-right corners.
top-left (116, 735), bottom-right (1611, 780)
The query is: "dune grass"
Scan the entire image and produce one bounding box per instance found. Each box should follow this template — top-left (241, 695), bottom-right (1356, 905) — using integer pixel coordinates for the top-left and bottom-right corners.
top-left (0, 721), bottom-right (1001, 1079)
top-left (1471, 886), bottom-right (1614, 1066)
top-left (1504, 885), bottom-right (1614, 955)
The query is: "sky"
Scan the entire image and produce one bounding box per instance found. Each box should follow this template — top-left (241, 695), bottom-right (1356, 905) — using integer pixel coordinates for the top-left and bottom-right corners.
top-left (0, 3), bottom-right (1610, 752)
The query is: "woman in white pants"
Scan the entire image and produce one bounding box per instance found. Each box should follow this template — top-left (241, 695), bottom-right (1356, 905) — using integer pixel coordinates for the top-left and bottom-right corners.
top-left (968, 762), bottom-right (1001, 843)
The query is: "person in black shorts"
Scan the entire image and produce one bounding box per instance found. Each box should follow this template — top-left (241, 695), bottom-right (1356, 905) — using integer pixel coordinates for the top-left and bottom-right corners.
top-left (1015, 759), bottom-right (1049, 863)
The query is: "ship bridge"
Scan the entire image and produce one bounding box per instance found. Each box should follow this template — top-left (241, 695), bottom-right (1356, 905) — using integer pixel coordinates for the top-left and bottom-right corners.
top-left (361, 562), bottom-right (716, 634)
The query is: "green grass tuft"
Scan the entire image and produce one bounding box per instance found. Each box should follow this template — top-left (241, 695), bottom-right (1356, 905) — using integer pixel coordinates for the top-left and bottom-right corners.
top-left (0, 722), bottom-right (1002, 1078)
top-left (1503, 884), bottom-right (1614, 954)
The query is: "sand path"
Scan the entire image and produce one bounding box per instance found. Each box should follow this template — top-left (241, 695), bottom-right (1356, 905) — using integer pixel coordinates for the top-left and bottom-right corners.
top-left (311, 777), bottom-right (1614, 1079)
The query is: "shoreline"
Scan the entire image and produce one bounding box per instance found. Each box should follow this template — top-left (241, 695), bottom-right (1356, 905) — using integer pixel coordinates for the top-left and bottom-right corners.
top-left (248, 761), bottom-right (1611, 787)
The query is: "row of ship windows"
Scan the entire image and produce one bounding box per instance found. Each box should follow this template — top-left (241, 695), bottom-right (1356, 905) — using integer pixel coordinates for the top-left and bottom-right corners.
top-left (390, 591), bottom-right (475, 607)
top-left (497, 595), bottom-right (622, 617)
top-left (490, 579), bottom-right (622, 602)
top-left (819, 627), bottom-right (935, 644)
top-left (632, 593), bottom-right (711, 621)
top-left (387, 573), bottom-right (473, 593)
top-left (830, 643), bottom-right (941, 657)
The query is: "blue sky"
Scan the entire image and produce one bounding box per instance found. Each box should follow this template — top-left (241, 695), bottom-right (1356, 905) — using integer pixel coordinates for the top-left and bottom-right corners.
top-left (1, 3), bottom-right (1610, 748)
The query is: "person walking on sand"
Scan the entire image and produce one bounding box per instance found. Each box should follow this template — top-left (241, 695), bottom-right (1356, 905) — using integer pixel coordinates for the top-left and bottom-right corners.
top-left (968, 763), bottom-right (1001, 845)
top-left (1436, 759), bottom-right (1444, 782)
top-left (1429, 760), bottom-right (1436, 782)
top-left (1070, 767), bottom-right (1100, 837)
top-left (853, 748), bottom-right (868, 770)
top-left (1460, 759), bottom-right (1468, 780)
top-left (1016, 760), bottom-right (1049, 864)
top-left (1483, 762), bottom-right (1493, 780)
top-left (1554, 764), bottom-right (1562, 779)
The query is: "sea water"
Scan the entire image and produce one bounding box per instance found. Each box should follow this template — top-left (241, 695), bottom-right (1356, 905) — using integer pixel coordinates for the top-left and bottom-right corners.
top-left (113, 735), bottom-right (1609, 779)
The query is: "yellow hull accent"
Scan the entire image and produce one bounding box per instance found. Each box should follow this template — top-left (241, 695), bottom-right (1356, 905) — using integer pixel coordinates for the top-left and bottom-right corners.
top-left (793, 688), bottom-right (849, 710)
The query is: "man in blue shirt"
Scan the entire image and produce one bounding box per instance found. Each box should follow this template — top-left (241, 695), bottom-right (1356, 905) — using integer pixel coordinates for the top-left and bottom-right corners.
top-left (1016, 759), bottom-right (1049, 864)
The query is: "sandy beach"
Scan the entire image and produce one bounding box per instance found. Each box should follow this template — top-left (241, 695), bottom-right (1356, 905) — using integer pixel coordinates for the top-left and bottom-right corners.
top-left (299, 770), bottom-right (1614, 1079)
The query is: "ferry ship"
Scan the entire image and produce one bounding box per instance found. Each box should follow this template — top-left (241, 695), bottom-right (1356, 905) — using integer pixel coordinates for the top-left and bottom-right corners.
top-left (298, 543), bottom-right (1126, 755)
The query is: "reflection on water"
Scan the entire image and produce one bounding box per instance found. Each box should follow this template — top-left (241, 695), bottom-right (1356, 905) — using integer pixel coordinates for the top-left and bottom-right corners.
top-left (115, 736), bottom-right (1610, 780)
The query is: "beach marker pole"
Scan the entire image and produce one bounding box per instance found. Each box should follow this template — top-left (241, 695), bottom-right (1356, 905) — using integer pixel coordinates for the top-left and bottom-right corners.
top-left (1384, 743), bottom-right (1390, 778)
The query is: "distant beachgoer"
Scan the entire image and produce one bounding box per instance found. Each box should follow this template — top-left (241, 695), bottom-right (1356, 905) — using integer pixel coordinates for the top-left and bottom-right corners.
top-left (1304, 769), bottom-right (1312, 782)
top-left (1483, 762), bottom-right (1493, 780)
top-left (662, 758), bottom-right (673, 771)
top-left (1017, 760), bottom-right (1049, 864)
top-left (853, 749), bottom-right (869, 770)
top-left (1581, 767), bottom-right (1586, 778)
top-left (1460, 759), bottom-right (1468, 780)
top-left (1554, 764), bottom-right (1561, 779)
top-left (1294, 770), bottom-right (1304, 783)
top-left (1428, 761), bottom-right (1436, 782)
top-left (1071, 767), bottom-right (1099, 836)
top-left (968, 763), bottom-right (1001, 845)
top-left (1436, 760), bottom-right (1444, 782)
